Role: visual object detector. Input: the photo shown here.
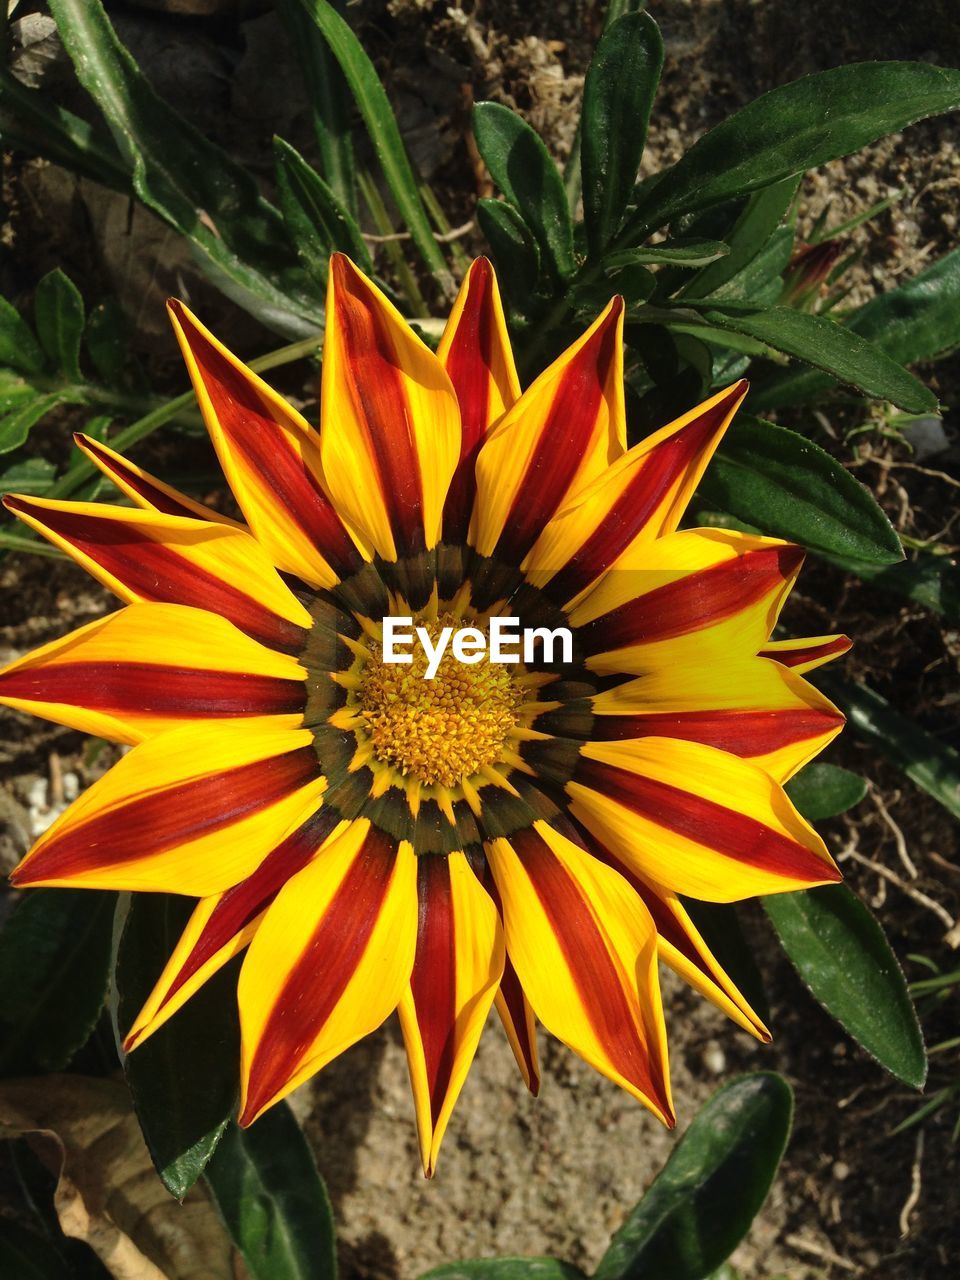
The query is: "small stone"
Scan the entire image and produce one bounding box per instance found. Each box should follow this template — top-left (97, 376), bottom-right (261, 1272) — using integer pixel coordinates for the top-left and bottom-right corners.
top-left (702, 1041), bottom-right (726, 1075)
top-left (833, 1160), bottom-right (850, 1181)
top-left (61, 771), bottom-right (80, 802)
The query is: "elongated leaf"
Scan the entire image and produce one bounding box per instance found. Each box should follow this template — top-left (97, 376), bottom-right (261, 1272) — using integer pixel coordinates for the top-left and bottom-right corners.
top-left (34, 269), bottom-right (84, 381)
top-left (0, 456), bottom-right (56, 496)
top-left (754, 247), bottom-right (960, 408)
top-left (421, 1262), bottom-right (587, 1280)
top-left (476, 198), bottom-right (541, 311)
top-left (206, 1104), bottom-right (336, 1280)
top-left (0, 392), bottom-right (76, 456)
top-left (697, 306), bottom-right (935, 413)
top-left (276, 0), bottom-right (356, 215)
top-left (581, 12), bottom-right (663, 257)
top-left (606, 240), bottom-right (728, 268)
top-left (114, 893), bottom-right (240, 1199)
top-left (843, 553), bottom-right (960, 624)
top-left (274, 137), bottom-right (371, 282)
top-left (0, 295), bottom-right (45, 374)
top-left (699, 227), bottom-right (795, 305)
top-left (628, 62), bottom-right (960, 234)
top-left (763, 885), bottom-right (926, 1087)
top-left (47, 0), bottom-right (320, 336)
top-left (473, 102), bottom-right (575, 281)
top-left (698, 416), bottom-right (902, 563)
top-left (293, 0), bottom-right (453, 294)
top-left (84, 300), bottom-right (131, 385)
top-left (785, 762), bottom-right (867, 822)
top-left (819, 675), bottom-right (960, 821)
top-left (595, 1074), bottom-right (793, 1280)
top-left (0, 889), bottom-right (115, 1075)
top-left (681, 176), bottom-right (800, 298)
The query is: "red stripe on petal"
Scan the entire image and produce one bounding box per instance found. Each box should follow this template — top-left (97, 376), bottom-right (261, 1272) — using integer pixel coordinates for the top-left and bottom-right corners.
top-left (494, 301), bottom-right (623, 565)
top-left (575, 756), bottom-right (839, 884)
top-left (546, 387), bottom-right (743, 603)
top-left (0, 662), bottom-right (306, 720)
top-left (75, 436), bottom-right (206, 520)
top-left (581, 544), bottom-right (804, 654)
top-left (331, 256), bottom-right (425, 556)
top-left (760, 636), bottom-right (852, 668)
top-left (410, 856), bottom-right (457, 1126)
top-left (3, 499), bottom-right (306, 654)
top-left (442, 260), bottom-right (494, 543)
top-left (511, 826), bottom-right (668, 1104)
top-left (169, 302), bottom-right (361, 580)
top-left (12, 748), bottom-right (319, 885)
top-left (241, 825), bottom-right (397, 1120)
top-left (591, 706), bottom-right (843, 756)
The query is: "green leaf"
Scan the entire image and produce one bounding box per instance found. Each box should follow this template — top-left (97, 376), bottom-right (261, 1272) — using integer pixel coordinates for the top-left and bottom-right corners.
top-left (699, 226), bottom-right (795, 305)
top-left (595, 1073), bottom-right (793, 1280)
top-left (34, 269), bottom-right (85, 381)
top-left (785, 762), bottom-right (868, 822)
top-left (476, 199), bottom-right (541, 311)
top-left (0, 889), bottom-right (116, 1075)
top-left (696, 306), bottom-right (935, 414)
top-left (473, 102), bottom-right (575, 282)
top-left (628, 62), bottom-right (960, 235)
top-left (843, 553), bottom-right (960, 624)
top-left (581, 12), bottom-right (663, 257)
top-left (421, 1262), bottom-right (587, 1280)
top-left (113, 893), bottom-right (240, 1198)
top-left (0, 392), bottom-right (76, 456)
top-left (698, 416), bottom-right (903, 563)
top-left (763, 885), bottom-right (926, 1088)
top-left (680, 176), bottom-right (800, 299)
top-left (274, 137), bottom-right (372, 283)
top-left (0, 456), bottom-right (56, 496)
top-left (819, 675), bottom-right (960, 822)
top-left (206, 1103), bottom-right (336, 1280)
top-left (292, 0), bottom-right (453, 295)
top-left (47, 0), bottom-right (321, 336)
top-left (606, 240), bottom-right (729, 268)
top-left (754, 247), bottom-right (960, 408)
top-left (275, 0), bottom-right (357, 215)
top-left (84, 300), bottom-right (130, 385)
top-left (0, 295), bottom-right (45, 374)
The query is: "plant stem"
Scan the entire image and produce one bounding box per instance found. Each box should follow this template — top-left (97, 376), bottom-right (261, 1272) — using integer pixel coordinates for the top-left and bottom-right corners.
top-left (358, 169), bottom-right (428, 317)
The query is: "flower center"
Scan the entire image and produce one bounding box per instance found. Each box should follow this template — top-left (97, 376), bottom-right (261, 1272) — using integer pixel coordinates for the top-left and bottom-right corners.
top-left (357, 615), bottom-right (524, 789)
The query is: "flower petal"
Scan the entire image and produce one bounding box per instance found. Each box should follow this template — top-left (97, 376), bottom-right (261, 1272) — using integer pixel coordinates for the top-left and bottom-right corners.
top-left (238, 820), bottom-right (418, 1125)
top-left (320, 254), bottom-right (460, 561)
top-left (10, 718), bottom-right (324, 894)
top-left (471, 298), bottom-right (625, 564)
top-left (3, 496), bottom-right (311, 653)
top-left (477, 860), bottom-right (540, 1094)
top-left (0, 603), bottom-right (307, 745)
top-left (569, 737), bottom-right (840, 901)
top-left (759, 633), bottom-right (852, 673)
top-left (525, 381), bottom-right (748, 605)
top-left (571, 528), bottom-right (804, 675)
top-left (73, 433), bottom-right (239, 525)
top-left (123, 808), bottom-right (348, 1051)
top-left (398, 852), bottom-right (504, 1176)
top-left (486, 821), bottom-right (673, 1125)
top-left (437, 258), bottom-right (520, 544)
top-left (168, 299), bottom-right (365, 588)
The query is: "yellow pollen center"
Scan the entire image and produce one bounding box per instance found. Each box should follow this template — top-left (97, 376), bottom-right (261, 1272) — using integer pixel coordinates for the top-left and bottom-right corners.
top-left (357, 616), bottom-right (524, 789)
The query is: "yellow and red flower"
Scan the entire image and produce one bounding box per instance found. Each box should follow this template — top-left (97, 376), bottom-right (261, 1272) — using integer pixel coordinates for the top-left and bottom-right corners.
top-left (0, 256), bottom-right (848, 1175)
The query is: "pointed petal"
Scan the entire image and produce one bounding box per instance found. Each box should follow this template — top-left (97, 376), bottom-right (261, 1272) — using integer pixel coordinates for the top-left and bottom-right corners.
top-left (569, 737), bottom-right (840, 902)
top-left (526, 381), bottom-right (748, 605)
top-left (124, 808), bottom-right (348, 1051)
top-left (398, 852), bottom-right (504, 1176)
top-left (238, 820), bottom-right (418, 1125)
top-left (590, 655), bottom-right (844, 783)
top-left (0, 603), bottom-right (307, 745)
top-left (10, 718), bottom-right (324, 894)
top-left (487, 821), bottom-right (673, 1125)
top-left (760, 633), bottom-right (852, 673)
top-left (477, 860), bottom-right (540, 1093)
top-left (571, 528), bottom-right (804, 676)
top-left (437, 258), bottom-right (521, 544)
top-left (471, 298), bottom-right (625, 563)
top-left (320, 254), bottom-right (460, 561)
top-left (3, 496), bottom-right (311, 653)
top-left (168, 299), bottom-right (365, 588)
top-left (73, 433), bottom-right (240, 525)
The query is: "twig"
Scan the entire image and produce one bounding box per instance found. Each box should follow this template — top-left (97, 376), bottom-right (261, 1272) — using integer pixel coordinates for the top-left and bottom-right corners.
top-left (899, 1130), bottom-right (924, 1238)
top-left (785, 1233), bottom-right (862, 1274)
top-left (841, 848), bottom-right (957, 935)
top-left (870, 786), bottom-right (918, 879)
top-left (48, 750), bottom-right (63, 808)
top-left (362, 218), bottom-right (475, 245)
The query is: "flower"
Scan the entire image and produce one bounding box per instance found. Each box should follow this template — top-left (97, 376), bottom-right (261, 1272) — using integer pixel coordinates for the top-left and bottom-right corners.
top-left (1, 255), bottom-right (848, 1175)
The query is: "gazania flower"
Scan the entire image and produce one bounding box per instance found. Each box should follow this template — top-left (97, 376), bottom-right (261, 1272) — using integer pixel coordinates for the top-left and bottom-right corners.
top-left (1, 255), bottom-right (848, 1175)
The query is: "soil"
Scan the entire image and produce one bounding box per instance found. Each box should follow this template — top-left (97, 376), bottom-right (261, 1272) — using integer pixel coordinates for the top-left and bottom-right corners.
top-left (1, 2), bottom-right (959, 1278)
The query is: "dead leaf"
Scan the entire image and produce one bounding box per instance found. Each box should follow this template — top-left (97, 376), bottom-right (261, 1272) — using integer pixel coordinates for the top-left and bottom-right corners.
top-left (0, 1074), bottom-right (244, 1280)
